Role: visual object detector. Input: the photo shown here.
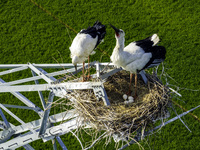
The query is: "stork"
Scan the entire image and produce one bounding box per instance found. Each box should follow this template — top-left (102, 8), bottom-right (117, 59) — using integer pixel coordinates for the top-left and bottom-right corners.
top-left (110, 24), bottom-right (166, 99)
top-left (70, 21), bottom-right (106, 81)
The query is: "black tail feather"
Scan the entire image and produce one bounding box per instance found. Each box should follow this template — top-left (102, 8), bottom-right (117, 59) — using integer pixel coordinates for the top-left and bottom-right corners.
top-left (135, 34), bottom-right (160, 52)
top-left (140, 46), bottom-right (166, 71)
top-left (93, 21), bottom-right (106, 44)
top-left (92, 21), bottom-right (106, 48)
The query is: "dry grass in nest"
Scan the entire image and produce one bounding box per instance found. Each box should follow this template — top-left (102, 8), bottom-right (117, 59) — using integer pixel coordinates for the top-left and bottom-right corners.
top-left (67, 70), bottom-right (171, 140)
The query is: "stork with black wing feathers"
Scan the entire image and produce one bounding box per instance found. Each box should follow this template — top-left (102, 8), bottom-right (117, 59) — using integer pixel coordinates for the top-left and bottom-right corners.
top-left (110, 24), bottom-right (166, 99)
top-left (70, 21), bottom-right (106, 81)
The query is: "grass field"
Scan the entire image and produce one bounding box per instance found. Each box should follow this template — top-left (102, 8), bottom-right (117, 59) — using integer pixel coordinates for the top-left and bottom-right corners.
top-left (0, 0), bottom-right (200, 149)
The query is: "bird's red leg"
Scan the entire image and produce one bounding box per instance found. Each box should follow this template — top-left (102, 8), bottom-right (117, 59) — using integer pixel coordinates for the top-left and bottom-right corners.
top-left (87, 56), bottom-right (90, 80)
top-left (127, 73), bottom-right (133, 96)
top-left (134, 73), bottom-right (138, 99)
top-left (82, 62), bottom-right (85, 82)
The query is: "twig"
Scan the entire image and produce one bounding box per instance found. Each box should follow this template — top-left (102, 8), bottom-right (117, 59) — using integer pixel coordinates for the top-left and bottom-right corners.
top-left (172, 100), bottom-right (200, 122)
top-left (69, 130), bottom-right (84, 150)
top-left (84, 132), bottom-right (107, 150)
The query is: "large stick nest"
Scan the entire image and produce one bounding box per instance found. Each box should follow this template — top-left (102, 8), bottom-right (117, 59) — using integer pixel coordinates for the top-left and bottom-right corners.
top-left (67, 70), bottom-right (171, 139)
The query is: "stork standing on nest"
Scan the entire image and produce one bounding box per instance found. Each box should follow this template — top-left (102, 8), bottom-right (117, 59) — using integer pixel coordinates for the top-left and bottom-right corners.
top-left (110, 24), bottom-right (166, 99)
top-left (70, 21), bottom-right (106, 81)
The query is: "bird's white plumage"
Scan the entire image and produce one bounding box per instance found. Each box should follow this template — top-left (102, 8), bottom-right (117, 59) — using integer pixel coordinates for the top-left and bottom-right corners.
top-left (70, 33), bottom-right (98, 65)
top-left (151, 34), bottom-right (160, 46)
top-left (110, 31), bottom-right (154, 73)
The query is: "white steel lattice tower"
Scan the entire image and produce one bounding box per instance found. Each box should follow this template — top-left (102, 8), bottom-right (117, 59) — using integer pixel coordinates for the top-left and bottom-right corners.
top-left (0, 62), bottom-right (199, 150)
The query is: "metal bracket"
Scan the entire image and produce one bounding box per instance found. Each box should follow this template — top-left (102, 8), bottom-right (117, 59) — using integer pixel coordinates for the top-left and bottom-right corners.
top-left (92, 84), bottom-right (110, 106)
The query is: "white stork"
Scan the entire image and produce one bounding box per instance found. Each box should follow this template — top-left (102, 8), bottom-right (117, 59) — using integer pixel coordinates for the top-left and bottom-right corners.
top-left (110, 24), bottom-right (166, 99)
top-left (70, 21), bottom-right (106, 81)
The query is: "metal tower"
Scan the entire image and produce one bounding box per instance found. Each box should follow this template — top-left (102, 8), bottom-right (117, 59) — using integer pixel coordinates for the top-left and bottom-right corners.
top-left (0, 62), bottom-right (199, 150)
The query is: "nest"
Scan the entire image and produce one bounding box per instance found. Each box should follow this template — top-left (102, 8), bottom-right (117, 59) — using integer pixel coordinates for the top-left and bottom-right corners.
top-left (67, 70), bottom-right (171, 143)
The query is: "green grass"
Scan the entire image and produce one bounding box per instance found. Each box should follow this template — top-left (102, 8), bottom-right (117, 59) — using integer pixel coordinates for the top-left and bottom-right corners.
top-left (0, 0), bottom-right (200, 149)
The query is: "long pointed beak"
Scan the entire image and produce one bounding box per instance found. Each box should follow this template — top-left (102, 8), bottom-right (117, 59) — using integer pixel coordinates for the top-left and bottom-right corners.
top-left (74, 65), bottom-right (77, 75)
top-left (110, 24), bottom-right (120, 34)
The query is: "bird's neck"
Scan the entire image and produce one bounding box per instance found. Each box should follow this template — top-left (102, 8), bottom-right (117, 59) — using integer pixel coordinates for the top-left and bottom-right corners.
top-left (115, 37), bottom-right (124, 52)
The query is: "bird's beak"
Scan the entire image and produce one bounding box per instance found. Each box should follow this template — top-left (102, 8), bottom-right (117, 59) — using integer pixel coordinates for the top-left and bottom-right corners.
top-left (74, 65), bottom-right (77, 75)
top-left (110, 24), bottom-right (120, 35)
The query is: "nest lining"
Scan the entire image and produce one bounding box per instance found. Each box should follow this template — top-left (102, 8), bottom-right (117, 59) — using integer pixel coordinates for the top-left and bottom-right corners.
top-left (67, 70), bottom-right (171, 139)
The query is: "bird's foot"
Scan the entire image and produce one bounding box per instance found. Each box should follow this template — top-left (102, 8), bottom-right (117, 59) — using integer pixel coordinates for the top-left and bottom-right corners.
top-left (82, 76), bottom-right (86, 82)
top-left (86, 75), bottom-right (92, 81)
top-left (82, 75), bottom-right (91, 82)
top-left (134, 94), bottom-right (137, 100)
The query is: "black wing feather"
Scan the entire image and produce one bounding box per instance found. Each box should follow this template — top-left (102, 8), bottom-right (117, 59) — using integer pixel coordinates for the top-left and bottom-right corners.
top-left (140, 46), bottom-right (166, 71)
top-left (135, 36), bottom-right (155, 52)
top-left (80, 21), bottom-right (106, 48)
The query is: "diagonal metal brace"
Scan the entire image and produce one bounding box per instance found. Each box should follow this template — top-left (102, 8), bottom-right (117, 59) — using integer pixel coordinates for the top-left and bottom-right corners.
top-left (28, 63), bottom-right (54, 83)
top-left (39, 92), bottom-right (55, 136)
top-left (118, 104), bottom-right (200, 150)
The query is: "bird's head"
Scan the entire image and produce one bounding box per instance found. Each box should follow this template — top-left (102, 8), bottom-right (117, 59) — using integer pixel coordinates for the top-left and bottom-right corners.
top-left (72, 55), bottom-right (79, 66)
top-left (110, 24), bottom-right (125, 39)
top-left (72, 55), bottom-right (79, 74)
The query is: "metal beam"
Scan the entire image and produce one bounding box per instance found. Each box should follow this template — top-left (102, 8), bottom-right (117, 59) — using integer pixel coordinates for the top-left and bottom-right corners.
top-left (28, 63), bottom-right (54, 83)
top-left (0, 82), bottom-right (103, 93)
top-left (118, 104), bottom-right (200, 150)
top-left (0, 121), bottom-right (7, 129)
top-left (39, 92), bottom-right (54, 136)
top-left (0, 66), bottom-right (79, 86)
top-left (2, 104), bottom-right (39, 112)
top-left (23, 144), bottom-right (35, 150)
top-left (0, 78), bottom-right (43, 115)
top-left (139, 70), bottom-right (148, 84)
top-left (52, 138), bottom-right (57, 150)
top-left (38, 68), bottom-right (57, 82)
top-left (0, 117), bottom-right (81, 149)
top-left (0, 66), bottom-right (28, 76)
top-left (0, 64), bottom-right (28, 69)
top-left (56, 136), bottom-right (68, 150)
top-left (0, 110), bottom-right (77, 136)
top-left (0, 108), bottom-right (10, 128)
top-left (101, 68), bottom-right (122, 81)
top-left (31, 70), bottom-right (46, 109)
top-left (0, 104), bottom-right (35, 134)
top-left (92, 84), bottom-right (110, 106)
top-left (0, 62), bottom-right (102, 69)
top-left (0, 61), bottom-right (97, 86)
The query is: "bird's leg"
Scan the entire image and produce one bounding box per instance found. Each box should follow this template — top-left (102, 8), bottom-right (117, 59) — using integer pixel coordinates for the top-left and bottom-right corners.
top-left (134, 73), bottom-right (138, 99)
top-left (82, 62), bottom-right (85, 82)
top-left (87, 56), bottom-right (90, 80)
top-left (127, 73), bottom-right (133, 96)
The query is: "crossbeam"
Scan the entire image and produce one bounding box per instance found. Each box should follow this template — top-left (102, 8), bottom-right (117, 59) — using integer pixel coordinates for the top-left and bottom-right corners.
top-left (0, 117), bottom-right (82, 150)
top-left (0, 82), bottom-right (102, 92)
top-left (0, 110), bottom-right (77, 136)
top-left (0, 62), bottom-right (114, 69)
